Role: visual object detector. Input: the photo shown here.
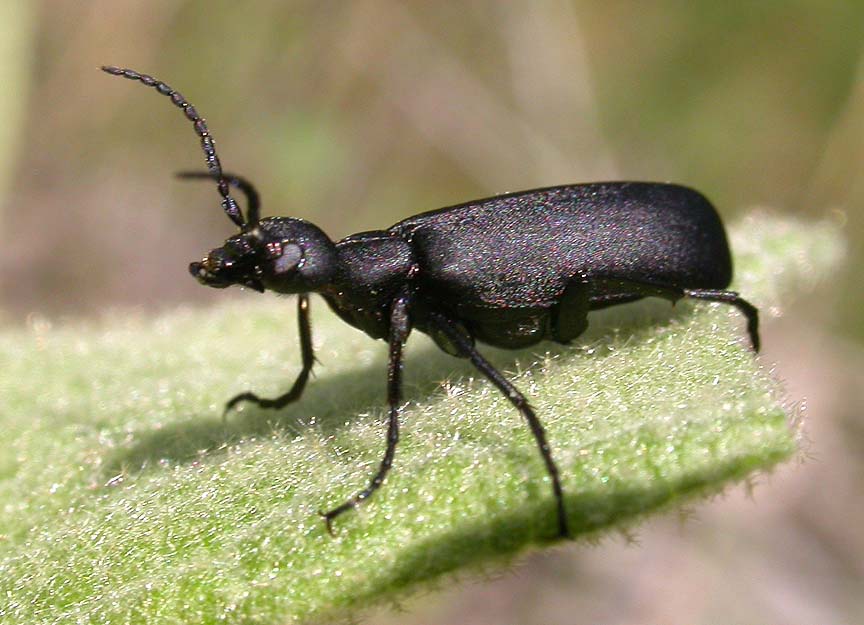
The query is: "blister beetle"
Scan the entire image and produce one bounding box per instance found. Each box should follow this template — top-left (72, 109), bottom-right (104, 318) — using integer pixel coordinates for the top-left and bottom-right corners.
top-left (102, 66), bottom-right (759, 539)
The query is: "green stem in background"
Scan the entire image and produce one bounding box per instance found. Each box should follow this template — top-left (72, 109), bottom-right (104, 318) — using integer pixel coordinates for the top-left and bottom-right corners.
top-left (0, 214), bottom-right (843, 624)
top-left (0, 2), bottom-right (35, 237)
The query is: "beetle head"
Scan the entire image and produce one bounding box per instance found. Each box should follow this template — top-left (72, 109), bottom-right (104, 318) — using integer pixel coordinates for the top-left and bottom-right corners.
top-left (98, 68), bottom-right (341, 296)
top-left (190, 217), bottom-right (337, 294)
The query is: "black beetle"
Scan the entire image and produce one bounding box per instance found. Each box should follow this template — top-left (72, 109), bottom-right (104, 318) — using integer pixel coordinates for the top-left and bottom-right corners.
top-left (102, 66), bottom-right (759, 539)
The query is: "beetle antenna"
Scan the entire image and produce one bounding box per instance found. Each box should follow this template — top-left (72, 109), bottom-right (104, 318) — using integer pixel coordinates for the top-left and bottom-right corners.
top-left (176, 171), bottom-right (260, 225)
top-left (100, 66), bottom-right (246, 228)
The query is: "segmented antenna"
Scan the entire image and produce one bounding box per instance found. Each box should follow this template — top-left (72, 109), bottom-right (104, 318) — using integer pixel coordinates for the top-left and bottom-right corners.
top-left (176, 171), bottom-right (260, 225)
top-left (100, 66), bottom-right (247, 228)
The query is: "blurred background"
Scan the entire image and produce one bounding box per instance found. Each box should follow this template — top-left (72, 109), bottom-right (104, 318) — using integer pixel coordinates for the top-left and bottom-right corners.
top-left (0, 2), bottom-right (861, 623)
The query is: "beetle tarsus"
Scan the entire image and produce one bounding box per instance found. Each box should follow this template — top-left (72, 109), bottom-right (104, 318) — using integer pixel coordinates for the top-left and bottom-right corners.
top-left (319, 504), bottom-right (353, 536)
top-left (223, 295), bottom-right (315, 416)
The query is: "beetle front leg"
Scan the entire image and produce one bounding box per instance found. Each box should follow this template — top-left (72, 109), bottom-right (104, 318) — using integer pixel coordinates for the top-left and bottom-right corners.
top-left (427, 311), bottom-right (570, 539)
top-left (224, 294), bottom-right (315, 415)
top-left (321, 290), bottom-right (412, 533)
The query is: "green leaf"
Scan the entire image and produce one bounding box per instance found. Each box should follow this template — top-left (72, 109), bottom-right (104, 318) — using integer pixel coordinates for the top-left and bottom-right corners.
top-left (0, 214), bottom-right (843, 624)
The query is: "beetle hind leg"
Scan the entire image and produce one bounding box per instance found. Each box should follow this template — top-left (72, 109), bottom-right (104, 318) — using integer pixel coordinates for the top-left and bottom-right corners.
top-left (590, 280), bottom-right (760, 352)
top-left (427, 311), bottom-right (570, 539)
top-left (683, 288), bottom-right (760, 352)
top-left (551, 281), bottom-right (590, 343)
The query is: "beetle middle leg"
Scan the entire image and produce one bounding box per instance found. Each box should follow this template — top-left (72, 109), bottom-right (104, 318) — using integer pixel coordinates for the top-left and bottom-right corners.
top-left (224, 294), bottom-right (315, 415)
top-left (427, 311), bottom-right (570, 539)
top-left (321, 290), bottom-right (412, 533)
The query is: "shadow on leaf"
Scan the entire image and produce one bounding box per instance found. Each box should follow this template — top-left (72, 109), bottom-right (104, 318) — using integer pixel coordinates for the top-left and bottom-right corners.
top-left (103, 298), bottom-right (706, 479)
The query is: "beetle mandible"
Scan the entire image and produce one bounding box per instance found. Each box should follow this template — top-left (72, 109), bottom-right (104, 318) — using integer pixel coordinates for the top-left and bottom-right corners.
top-left (102, 66), bottom-right (759, 539)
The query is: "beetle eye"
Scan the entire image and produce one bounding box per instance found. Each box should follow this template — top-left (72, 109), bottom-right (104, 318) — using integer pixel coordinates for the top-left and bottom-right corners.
top-left (271, 243), bottom-right (303, 275)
